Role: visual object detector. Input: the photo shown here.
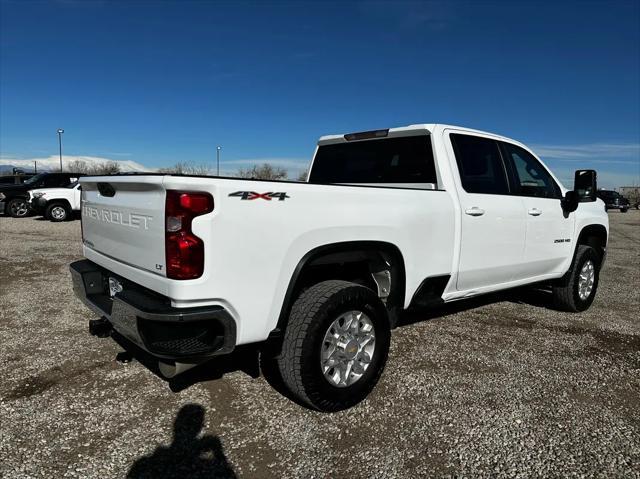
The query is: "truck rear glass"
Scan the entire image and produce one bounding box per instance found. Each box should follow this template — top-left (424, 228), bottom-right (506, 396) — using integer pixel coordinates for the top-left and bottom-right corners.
top-left (309, 135), bottom-right (437, 185)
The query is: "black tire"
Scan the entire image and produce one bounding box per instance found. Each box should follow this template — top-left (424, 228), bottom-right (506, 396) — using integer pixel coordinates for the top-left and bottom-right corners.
top-left (277, 280), bottom-right (390, 412)
top-left (6, 198), bottom-right (29, 218)
top-left (621, 208), bottom-right (628, 213)
top-left (45, 202), bottom-right (70, 222)
top-left (552, 245), bottom-right (601, 312)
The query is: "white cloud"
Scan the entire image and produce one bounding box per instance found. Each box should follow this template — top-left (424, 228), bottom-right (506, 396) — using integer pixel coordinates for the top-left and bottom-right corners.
top-left (531, 143), bottom-right (640, 162)
top-left (554, 168), bottom-right (640, 190)
top-left (531, 143), bottom-right (640, 189)
top-left (0, 155), bottom-right (150, 173)
top-left (0, 154), bottom-right (310, 179)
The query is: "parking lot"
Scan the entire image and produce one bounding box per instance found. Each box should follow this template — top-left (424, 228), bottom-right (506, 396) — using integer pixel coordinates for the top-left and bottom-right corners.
top-left (0, 211), bottom-right (638, 478)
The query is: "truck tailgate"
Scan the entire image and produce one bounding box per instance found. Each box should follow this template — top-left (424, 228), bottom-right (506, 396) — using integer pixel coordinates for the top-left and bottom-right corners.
top-left (80, 176), bottom-right (167, 275)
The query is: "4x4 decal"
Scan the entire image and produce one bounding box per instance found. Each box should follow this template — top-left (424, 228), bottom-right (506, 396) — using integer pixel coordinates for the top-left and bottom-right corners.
top-left (229, 191), bottom-right (290, 201)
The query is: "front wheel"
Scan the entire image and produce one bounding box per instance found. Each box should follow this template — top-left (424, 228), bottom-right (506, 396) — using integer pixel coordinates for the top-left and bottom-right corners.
top-left (552, 245), bottom-right (601, 312)
top-left (277, 280), bottom-right (390, 412)
top-left (7, 198), bottom-right (29, 218)
top-left (46, 202), bottom-right (70, 222)
top-left (620, 208), bottom-right (628, 213)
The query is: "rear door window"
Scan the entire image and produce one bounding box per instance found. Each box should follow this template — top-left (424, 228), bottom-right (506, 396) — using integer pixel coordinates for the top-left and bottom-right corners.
top-left (309, 135), bottom-right (437, 185)
top-left (450, 134), bottom-right (509, 195)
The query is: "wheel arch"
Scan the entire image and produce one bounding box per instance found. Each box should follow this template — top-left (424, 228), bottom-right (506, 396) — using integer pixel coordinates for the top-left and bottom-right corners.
top-left (273, 241), bottom-right (406, 338)
top-left (576, 223), bottom-right (608, 262)
top-left (46, 198), bottom-right (72, 209)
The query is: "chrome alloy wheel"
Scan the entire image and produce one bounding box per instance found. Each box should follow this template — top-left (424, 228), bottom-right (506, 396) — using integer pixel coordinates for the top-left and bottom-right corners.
top-left (51, 206), bottom-right (66, 220)
top-left (321, 310), bottom-right (376, 388)
top-left (578, 260), bottom-right (595, 301)
top-left (10, 200), bottom-right (28, 217)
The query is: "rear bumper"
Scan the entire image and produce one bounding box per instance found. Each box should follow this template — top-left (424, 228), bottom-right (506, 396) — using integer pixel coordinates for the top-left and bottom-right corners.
top-left (70, 259), bottom-right (236, 362)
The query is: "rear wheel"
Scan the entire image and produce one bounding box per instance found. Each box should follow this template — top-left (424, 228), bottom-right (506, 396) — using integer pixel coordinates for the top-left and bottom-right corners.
top-left (46, 202), bottom-right (70, 222)
top-left (552, 245), bottom-right (601, 312)
top-left (277, 280), bottom-right (390, 412)
top-left (7, 198), bottom-right (29, 218)
top-left (621, 208), bottom-right (628, 213)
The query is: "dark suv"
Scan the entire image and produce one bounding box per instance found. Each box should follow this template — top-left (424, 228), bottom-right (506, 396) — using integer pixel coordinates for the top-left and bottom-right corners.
top-left (0, 174), bottom-right (36, 185)
top-left (0, 172), bottom-right (83, 218)
top-left (596, 189), bottom-right (630, 213)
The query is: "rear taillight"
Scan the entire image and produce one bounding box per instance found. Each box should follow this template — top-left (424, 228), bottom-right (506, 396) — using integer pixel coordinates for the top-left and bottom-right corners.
top-left (165, 190), bottom-right (214, 280)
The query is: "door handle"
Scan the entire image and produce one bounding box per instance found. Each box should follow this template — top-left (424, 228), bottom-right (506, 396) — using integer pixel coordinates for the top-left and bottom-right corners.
top-left (528, 208), bottom-right (542, 216)
top-left (465, 207), bottom-right (485, 217)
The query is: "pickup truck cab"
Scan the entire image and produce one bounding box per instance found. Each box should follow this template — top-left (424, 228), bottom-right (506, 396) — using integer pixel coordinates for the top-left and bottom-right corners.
top-left (71, 124), bottom-right (608, 411)
top-left (596, 189), bottom-right (630, 212)
top-left (28, 181), bottom-right (81, 221)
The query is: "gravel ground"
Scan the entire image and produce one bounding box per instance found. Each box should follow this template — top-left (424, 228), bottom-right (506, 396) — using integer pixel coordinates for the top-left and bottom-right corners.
top-left (0, 211), bottom-right (639, 478)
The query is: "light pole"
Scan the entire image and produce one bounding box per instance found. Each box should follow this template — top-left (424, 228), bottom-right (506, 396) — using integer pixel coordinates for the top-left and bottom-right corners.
top-left (216, 145), bottom-right (221, 176)
top-left (57, 129), bottom-right (64, 172)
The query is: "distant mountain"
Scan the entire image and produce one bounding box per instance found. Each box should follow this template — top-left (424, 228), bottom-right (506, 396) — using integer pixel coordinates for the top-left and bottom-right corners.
top-left (0, 155), bottom-right (150, 174)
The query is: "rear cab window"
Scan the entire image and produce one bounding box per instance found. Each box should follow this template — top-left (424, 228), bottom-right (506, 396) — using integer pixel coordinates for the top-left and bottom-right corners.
top-left (309, 135), bottom-right (438, 187)
top-left (449, 133), bottom-right (509, 195)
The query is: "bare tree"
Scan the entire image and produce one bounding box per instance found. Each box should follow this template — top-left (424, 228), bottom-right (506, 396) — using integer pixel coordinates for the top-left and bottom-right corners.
top-left (158, 162), bottom-right (211, 175)
top-left (296, 169), bottom-right (308, 182)
top-left (65, 160), bottom-right (121, 175)
top-left (98, 161), bottom-right (121, 175)
top-left (236, 163), bottom-right (288, 181)
top-left (65, 159), bottom-right (88, 173)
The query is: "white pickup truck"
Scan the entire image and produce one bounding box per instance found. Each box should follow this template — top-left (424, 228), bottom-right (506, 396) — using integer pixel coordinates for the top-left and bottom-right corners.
top-left (28, 182), bottom-right (81, 221)
top-left (70, 124), bottom-right (608, 411)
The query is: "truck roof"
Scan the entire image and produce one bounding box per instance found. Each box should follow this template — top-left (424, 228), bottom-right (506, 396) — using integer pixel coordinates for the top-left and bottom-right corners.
top-left (318, 123), bottom-right (520, 146)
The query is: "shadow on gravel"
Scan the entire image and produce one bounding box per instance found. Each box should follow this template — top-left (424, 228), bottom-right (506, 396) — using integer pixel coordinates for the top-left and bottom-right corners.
top-left (127, 404), bottom-right (236, 479)
top-left (108, 287), bottom-right (561, 399)
top-left (4, 360), bottom-right (110, 401)
top-left (33, 213), bottom-right (81, 221)
top-left (398, 286), bottom-right (553, 328)
top-left (111, 333), bottom-right (260, 387)
top-left (111, 332), bottom-right (313, 409)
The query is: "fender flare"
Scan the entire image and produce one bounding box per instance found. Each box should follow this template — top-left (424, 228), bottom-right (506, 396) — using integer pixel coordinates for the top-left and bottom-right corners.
top-left (273, 241), bottom-right (406, 335)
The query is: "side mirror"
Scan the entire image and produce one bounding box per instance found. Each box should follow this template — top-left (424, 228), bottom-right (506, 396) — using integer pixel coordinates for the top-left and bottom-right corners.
top-left (562, 169), bottom-right (597, 213)
top-left (574, 169), bottom-right (597, 202)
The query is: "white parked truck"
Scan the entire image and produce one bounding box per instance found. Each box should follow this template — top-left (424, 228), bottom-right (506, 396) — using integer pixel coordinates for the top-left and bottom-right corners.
top-left (28, 181), bottom-right (81, 221)
top-left (70, 124), bottom-right (608, 411)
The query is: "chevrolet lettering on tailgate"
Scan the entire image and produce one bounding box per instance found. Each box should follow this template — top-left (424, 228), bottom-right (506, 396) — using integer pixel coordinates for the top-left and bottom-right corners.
top-left (83, 204), bottom-right (153, 230)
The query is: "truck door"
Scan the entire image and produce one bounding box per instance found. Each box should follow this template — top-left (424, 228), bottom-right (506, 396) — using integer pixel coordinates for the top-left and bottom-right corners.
top-left (499, 141), bottom-right (574, 277)
top-left (446, 132), bottom-right (527, 292)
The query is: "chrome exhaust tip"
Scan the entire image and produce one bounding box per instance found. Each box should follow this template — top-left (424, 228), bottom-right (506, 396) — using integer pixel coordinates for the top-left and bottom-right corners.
top-left (158, 361), bottom-right (199, 379)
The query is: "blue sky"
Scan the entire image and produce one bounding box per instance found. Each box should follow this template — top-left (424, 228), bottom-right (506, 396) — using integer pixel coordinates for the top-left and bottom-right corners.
top-left (1, 0), bottom-right (639, 187)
